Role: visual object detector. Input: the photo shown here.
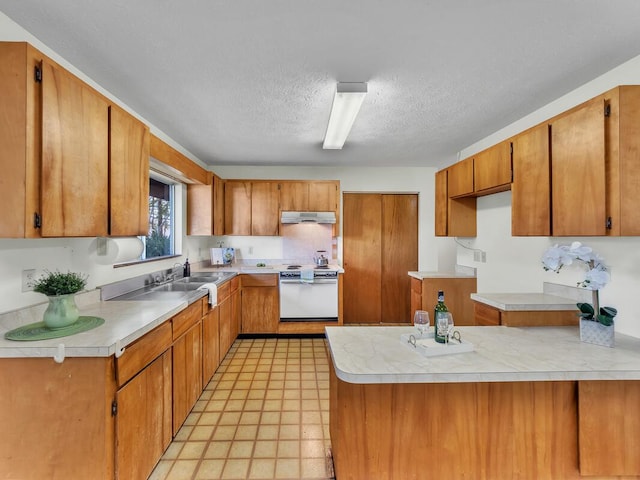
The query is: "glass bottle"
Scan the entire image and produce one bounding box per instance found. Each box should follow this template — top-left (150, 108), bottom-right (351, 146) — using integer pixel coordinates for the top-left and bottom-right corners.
top-left (434, 290), bottom-right (448, 343)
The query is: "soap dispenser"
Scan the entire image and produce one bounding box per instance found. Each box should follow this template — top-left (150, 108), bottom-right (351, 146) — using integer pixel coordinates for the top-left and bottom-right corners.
top-left (183, 258), bottom-right (191, 277)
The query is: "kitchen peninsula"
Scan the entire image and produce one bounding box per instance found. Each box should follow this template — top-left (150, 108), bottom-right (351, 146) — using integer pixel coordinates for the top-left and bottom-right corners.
top-left (326, 325), bottom-right (640, 479)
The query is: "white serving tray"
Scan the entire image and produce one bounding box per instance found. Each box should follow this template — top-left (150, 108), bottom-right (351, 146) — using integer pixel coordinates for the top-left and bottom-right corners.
top-left (400, 332), bottom-right (474, 357)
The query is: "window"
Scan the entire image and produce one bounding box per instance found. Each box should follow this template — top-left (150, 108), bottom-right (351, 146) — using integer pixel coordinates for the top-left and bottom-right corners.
top-left (140, 176), bottom-right (177, 260)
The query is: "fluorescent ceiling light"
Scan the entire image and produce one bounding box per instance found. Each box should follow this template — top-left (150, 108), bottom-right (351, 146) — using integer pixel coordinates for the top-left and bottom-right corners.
top-left (323, 82), bottom-right (368, 150)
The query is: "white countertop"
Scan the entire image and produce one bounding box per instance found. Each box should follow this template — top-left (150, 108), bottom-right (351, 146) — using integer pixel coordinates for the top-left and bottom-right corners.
top-left (325, 325), bottom-right (640, 384)
top-left (0, 290), bottom-right (186, 359)
top-left (471, 292), bottom-right (578, 311)
top-left (196, 263), bottom-right (345, 274)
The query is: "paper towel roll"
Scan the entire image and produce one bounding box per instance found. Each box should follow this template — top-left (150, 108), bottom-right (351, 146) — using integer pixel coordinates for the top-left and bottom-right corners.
top-left (90, 237), bottom-right (144, 265)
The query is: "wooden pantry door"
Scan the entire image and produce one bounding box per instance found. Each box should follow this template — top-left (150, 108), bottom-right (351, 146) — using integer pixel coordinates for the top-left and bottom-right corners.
top-left (343, 193), bottom-right (418, 324)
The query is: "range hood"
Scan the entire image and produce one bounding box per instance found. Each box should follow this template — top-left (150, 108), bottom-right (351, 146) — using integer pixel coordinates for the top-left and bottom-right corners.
top-left (281, 211), bottom-right (336, 224)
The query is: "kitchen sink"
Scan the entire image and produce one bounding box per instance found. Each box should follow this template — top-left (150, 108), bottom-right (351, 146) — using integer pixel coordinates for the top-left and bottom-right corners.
top-left (152, 282), bottom-right (205, 292)
top-left (177, 275), bottom-right (225, 283)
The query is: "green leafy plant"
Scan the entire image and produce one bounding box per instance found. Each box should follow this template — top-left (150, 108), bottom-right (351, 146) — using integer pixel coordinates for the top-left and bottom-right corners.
top-left (31, 270), bottom-right (88, 296)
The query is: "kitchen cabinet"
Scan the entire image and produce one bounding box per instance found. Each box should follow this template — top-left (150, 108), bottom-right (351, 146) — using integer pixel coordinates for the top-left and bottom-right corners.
top-left (473, 141), bottom-right (512, 194)
top-left (434, 170), bottom-right (448, 236)
top-left (201, 298), bottom-right (220, 386)
top-left (343, 194), bottom-right (418, 324)
top-left (0, 356), bottom-right (116, 480)
top-left (171, 301), bottom-right (202, 435)
top-left (473, 301), bottom-right (578, 327)
top-left (218, 278), bottom-right (241, 360)
top-left (0, 41), bottom-right (150, 239)
top-left (109, 104), bottom-right (149, 236)
top-left (41, 58), bottom-right (109, 237)
top-left (511, 123), bottom-right (551, 236)
top-left (279, 180), bottom-right (339, 212)
top-left (115, 350), bottom-right (172, 480)
top-left (241, 274), bottom-right (279, 333)
top-left (551, 96), bottom-right (607, 236)
top-left (412, 276), bottom-right (477, 326)
top-left (251, 181), bottom-right (280, 236)
top-left (187, 172), bottom-right (224, 236)
top-left (224, 180), bottom-right (280, 235)
top-left (447, 157), bottom-right (474, 198)
top-left (434, 168), bottom-right (476, 237)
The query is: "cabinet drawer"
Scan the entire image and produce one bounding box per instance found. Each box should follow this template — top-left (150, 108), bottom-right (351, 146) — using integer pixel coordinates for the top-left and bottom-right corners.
top-left (172, 302), bottom-right (202, 340)
top-left (474, 302), bottom-right (501, 326)
top-left (241, 273), bottom-right (278, 287)
top-left (116, 321), bottom-right (172, 387)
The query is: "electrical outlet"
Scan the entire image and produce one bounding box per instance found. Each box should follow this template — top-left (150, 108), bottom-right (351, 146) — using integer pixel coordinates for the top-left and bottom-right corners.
top-left (22, 269), bottom-right (36, 292)
top-left (473, 251), bottom-right (487, 263)
top-left (248, 246), bottom-right (254, 255)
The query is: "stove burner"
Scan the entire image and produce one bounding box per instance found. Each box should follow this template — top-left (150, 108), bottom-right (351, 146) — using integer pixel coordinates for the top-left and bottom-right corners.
top-left (287, 264), bottom-right (302, 270)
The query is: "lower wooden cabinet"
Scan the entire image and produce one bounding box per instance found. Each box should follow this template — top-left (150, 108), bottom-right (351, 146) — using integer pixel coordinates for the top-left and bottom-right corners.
top-left (241, 274), bottom-right (279, 333)
top-left (202, 300), bottom-right (220, 386)
top-left (115, 350), bottom-right (172, 480)
top-left (473, 301), bottom-right (578, 327)
top-left (218, 277), bottom-right (240, 360)
top-left (411, 276), bottom-right (477, 326)
top-left (172, 320), bottom-right (202, 435)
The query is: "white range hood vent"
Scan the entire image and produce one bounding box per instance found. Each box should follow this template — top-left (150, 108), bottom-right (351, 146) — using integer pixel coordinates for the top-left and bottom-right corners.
top-left (281, 211), bottom-right (336, 224)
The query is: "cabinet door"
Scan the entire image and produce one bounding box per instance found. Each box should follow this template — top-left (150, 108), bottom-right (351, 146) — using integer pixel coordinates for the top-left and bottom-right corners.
top-left (241, 275), bottom-right (279, 333)
top-left (224, 181), bottom-right (251, 235)
top-left (434, 170), bottom-right (448, 236)
top-left (231, 287), bottom-right (241, 340)
top-left (187, 178), bottom-right (214, 236)
top-left (512, 124), bottom-right (551, 236)
top-left (421, 278), bottom-right (477, 326)
top-left (473, 141), bottom-right (512, 193)
top-left (41, 59), bottom-right (109, 237)
top-left (109, 104), bottom-right (149, 236)
top-left (280, 182), bottom-right (308, 211)
top-left (251, 181), bottom-right (279, 235)
top-left (447, 157), bottom-right (474, 197)
top-left (410, 277), bottom-right (422, 320)
top-left (213, 174), bottom-right (225, 235)
top-left (309, 181), bottom-right (338, 211)
top-left (202, 304), bottom-right (220, 386)
top-left (172, 322), bottom-right (202, 434)
top-left (551, 98), bottom-right (606, 236)
top-left (218, 296), bottom-right (232, 361)
top-left (116, 350), bottom-right (172, 480)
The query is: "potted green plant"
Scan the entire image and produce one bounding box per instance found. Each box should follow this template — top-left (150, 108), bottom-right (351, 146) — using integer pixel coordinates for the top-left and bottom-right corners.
top-left (31, 270), bottom-right (88, 329)
top-left (542, 242), bottom-right (616, 347)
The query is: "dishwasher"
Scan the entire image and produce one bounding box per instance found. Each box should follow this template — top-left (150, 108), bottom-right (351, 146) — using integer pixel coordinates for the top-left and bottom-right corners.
top-left (279, 267), bottom-right (339, 321)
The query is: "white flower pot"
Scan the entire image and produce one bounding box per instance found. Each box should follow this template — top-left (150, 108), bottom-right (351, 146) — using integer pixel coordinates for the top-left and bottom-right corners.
top-left (580, 319), bottom-right (614, 348)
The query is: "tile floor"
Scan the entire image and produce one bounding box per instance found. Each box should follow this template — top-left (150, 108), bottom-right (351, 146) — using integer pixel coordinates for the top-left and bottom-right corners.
top-left (149, 337), bottom-right (334, 480)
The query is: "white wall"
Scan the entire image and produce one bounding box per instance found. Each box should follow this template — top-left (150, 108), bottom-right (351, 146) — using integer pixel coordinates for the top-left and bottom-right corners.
top-left (454, 54), bottom-right (640, 337)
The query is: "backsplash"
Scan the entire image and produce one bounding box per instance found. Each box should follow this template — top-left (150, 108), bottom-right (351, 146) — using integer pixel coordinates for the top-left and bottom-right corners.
top-left (213, 223), bottom-right (336, 265)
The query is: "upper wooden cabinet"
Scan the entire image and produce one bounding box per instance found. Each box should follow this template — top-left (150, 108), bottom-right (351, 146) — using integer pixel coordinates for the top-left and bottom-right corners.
top-left (434, 170), bottom-right (448, 236)
top-left (473, 141), bottom-right (512, 194)
top-left (511, 124), bottom-right (551, 236)
top-left (109, 104), bottom-right (150, 236)
top-left (0, 42), bottom-right (150, 238)
top-left (280, 180), bottom-right (339, 212)
top-left (435, 168), bottom-right (476, 237)
top-left (551, 97), bottom-right (607, 236)
top-left (447, 157), bottom-right (474, 198)
top-left (251, 182), bottom-right (280, 236)
top-left (224, 180), bottom-right (279, 236)
top-left (187, 173), bottom-right (224, 236)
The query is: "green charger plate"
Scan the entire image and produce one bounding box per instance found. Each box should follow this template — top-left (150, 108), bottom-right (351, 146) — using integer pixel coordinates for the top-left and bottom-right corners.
top-left (4, 316), bottom-right (105, 341)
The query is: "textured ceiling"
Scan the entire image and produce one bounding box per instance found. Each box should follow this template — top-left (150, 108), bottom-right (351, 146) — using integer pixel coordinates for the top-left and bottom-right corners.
top-left (2, 1), bottom-right (640, 167)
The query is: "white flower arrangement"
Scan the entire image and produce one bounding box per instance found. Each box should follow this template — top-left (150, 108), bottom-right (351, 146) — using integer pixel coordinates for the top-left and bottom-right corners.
top-left (541, 242), bottom-right (616, 326)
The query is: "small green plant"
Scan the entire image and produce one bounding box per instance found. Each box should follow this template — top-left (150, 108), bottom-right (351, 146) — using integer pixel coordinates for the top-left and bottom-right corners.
top-left (31, 270), bottom-right (88, 296)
